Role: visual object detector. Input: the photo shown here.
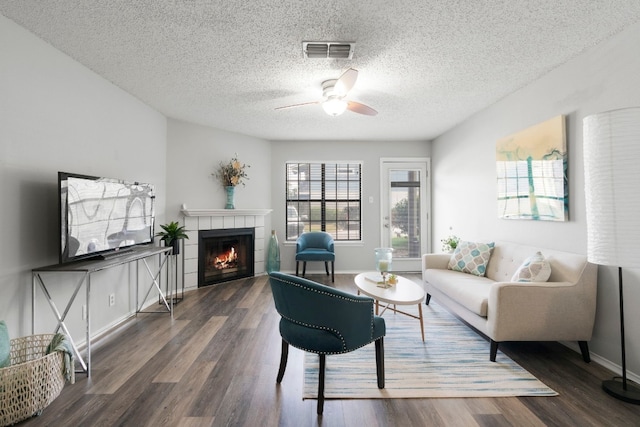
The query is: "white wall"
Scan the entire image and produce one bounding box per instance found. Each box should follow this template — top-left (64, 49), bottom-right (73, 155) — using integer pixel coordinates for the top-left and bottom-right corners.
top-left (164, 125), bottom-right (431, 283)
top-left (270, 140), bottom-right (431, 273)
top-left (432, 22), bottom-right (640, 378)
top-left (165, 119), bottom-right (272, 219)
top-left (0, 15), bottom-right (167, 342)
top-left (165, 119), bottom-right (272, 291)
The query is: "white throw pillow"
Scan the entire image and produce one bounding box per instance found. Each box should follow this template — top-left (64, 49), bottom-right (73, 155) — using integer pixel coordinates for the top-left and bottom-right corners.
top-left (511, 251), bottom-right (552, 282)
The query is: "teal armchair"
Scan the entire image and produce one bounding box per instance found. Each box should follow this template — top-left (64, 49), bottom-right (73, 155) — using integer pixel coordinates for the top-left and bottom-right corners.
top-left (295, 232), bottom-right (335, 282)
top-left (268, 272), bottom-right (385, 415)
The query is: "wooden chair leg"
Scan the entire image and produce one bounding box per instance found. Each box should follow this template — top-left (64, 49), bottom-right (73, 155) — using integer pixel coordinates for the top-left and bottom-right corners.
top-left (579, 341), bottom-right (591, 363)
top-left (302, 261), bottom-right (307, 277)
top-left (331, 261), bottom-right (334, 283)
top-left (375, 337), bottom-right (385, 389)
top-left (317, 354), bottom-right (326, 415)
top-left (295, 261), bottom-right (299, 276)
top-left (324, 261), bottom-right (329, 276)
top-left (425, 294), bottom-right (431, 305)
top-left (490, 340), bottom-right (498, 362)
top-left (276, 340), bottom-right (289, 383)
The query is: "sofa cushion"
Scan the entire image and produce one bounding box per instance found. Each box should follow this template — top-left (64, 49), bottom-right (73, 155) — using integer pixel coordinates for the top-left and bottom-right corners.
top-left (448, 241), bottom-right (495, 277)
top-left (511, 251), bottom-right (552, 282)
top-left (423, 269), bottom-right (494, 316)
top-left (0, 320), bottom-right (10, 368)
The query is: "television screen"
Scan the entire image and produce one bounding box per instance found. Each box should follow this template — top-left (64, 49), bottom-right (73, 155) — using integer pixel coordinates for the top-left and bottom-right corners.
top-left (59, 172), bottom-right (155, 263)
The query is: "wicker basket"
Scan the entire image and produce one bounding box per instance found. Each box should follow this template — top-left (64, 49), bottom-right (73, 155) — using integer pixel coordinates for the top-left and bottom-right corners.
top-left (0, 334), bottom-right (67, 426)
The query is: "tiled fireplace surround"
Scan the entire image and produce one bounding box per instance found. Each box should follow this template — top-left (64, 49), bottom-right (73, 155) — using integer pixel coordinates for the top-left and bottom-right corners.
top-left (181, 209), bottom-right (272, 289)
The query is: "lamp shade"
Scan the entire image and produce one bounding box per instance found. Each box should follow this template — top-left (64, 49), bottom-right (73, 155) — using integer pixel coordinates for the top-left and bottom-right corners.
top-left (583, 107), bottom-right (640, 268)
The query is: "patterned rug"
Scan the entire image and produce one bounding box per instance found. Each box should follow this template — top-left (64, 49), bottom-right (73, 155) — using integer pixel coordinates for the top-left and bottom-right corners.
top-left (303, 301), bottom-right (557, 399)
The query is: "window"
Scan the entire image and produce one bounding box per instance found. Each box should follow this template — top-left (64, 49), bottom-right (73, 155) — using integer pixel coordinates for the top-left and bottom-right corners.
top-left (286, 162), bottom-right (361, 241)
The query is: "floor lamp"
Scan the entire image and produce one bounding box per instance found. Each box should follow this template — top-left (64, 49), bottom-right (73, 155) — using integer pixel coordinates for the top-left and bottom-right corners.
top-left (583, 107), bottom-right (640, 404)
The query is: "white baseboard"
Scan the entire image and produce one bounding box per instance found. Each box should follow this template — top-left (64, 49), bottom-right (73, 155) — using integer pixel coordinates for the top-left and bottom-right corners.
top-left (563, 341), bottom-right (640, 385)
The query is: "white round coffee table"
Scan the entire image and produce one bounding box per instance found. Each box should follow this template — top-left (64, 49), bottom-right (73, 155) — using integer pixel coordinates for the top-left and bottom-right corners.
top-left (354, 272), bottom-right (426, 342)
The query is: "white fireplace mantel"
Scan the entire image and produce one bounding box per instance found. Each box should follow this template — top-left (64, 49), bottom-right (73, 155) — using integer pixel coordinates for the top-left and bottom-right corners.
top-left (181, 208), bottom-right (272, 217)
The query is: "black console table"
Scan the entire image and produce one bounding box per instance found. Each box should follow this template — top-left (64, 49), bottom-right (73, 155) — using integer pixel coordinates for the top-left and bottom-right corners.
top-left (32, 246), bottom-right (173, 377)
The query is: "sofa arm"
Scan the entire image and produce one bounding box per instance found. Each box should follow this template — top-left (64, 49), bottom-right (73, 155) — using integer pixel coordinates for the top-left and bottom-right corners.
top-left (487, 280), bottom-right (597, 342)
top-left (422, 253), bottom-right (451, 282)
top-left (422, 253), bottom-right (450, 270)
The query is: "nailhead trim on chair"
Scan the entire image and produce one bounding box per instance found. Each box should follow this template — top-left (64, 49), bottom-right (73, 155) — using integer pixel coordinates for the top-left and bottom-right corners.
top-left (280, 313), bottom-right (349, 354)
top-left (273, 275), bottom-right (377, 354)
top-left (275, 275), bottom-right (367, 303)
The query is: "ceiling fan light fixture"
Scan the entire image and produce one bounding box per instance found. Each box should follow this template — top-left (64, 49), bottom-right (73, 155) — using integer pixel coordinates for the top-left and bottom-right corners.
top-left (322, 97), bottom-right (348, 116)
top-left (277, 68), bottom-right (376, 116)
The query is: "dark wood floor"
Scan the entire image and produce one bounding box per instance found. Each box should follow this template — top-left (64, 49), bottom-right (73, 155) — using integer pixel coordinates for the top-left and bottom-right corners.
top-left (17, 273), bottom-right (640, 426)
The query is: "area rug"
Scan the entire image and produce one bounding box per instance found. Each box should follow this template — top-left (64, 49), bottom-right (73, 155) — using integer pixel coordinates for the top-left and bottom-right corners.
top-left (303, 301), bottom-right (557, 399)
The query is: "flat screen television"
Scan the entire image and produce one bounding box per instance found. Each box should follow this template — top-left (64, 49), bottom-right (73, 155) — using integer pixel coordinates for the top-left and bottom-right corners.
top-left (59, 172), bottom-right (155, 263)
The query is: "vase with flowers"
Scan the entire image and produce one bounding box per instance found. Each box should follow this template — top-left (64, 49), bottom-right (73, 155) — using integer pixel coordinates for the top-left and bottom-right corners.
top-left (212, 154), bottom-right (249, 209)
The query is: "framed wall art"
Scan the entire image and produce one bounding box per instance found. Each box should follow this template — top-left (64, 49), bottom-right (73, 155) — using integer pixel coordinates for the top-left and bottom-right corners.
top-left (496, 115), bottom-right (568, 221)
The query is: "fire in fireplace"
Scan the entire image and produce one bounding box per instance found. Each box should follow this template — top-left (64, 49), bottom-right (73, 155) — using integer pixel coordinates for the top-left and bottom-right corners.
top-left (212, 246), bottom-right (238, 270)
top-left (198, 228), bottom-right (255, 286)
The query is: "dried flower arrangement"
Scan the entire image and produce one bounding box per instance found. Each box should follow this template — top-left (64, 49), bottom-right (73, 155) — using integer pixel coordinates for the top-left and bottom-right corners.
top-left (213, 154), bottom-right (249, 187)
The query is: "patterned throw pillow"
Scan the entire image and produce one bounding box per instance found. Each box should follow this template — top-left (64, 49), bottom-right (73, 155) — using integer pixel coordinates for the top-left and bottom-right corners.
top-left (447, 241), bottom-right (495, 277)
top-left (0, 320), bottom-right (10, 368)
top-left (511, 251), bottom-right (552, 282)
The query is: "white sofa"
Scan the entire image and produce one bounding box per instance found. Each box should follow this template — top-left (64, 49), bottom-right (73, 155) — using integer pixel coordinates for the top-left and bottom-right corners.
top-left (422, 241), bottom-right (597, 362)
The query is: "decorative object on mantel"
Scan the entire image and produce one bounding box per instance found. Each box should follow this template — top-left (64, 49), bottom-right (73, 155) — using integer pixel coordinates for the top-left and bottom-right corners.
top-left (583, 107), bottom-right (640, 405)
top-left (224, 186), bottom-right (236, 209)
top-left (440, 235), bottom-right (460, 253)
top-left (266, 230), bottom-right (281, 273)
top-left (212, 154), bottom-right (250, 209)
top-left (156, 221), bottom-right (189, 255)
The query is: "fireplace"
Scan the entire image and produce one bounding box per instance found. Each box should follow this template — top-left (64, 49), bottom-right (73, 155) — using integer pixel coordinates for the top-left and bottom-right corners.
top-left (198, 228), bottom-right (255, 287)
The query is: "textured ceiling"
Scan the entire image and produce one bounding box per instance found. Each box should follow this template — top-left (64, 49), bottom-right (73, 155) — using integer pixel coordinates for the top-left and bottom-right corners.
top-left (2, 1), bottom-right (640, 141)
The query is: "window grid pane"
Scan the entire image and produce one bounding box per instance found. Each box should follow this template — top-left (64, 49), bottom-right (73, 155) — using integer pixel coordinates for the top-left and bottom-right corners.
top-left (286, 162), bottom-right (361, 241)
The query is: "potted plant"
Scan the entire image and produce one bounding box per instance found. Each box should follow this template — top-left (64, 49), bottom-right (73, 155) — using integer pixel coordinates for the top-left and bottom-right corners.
top-left (441, 235), bottom-right (460, 253)
top-left (156, 221), bottom-right (189, 255)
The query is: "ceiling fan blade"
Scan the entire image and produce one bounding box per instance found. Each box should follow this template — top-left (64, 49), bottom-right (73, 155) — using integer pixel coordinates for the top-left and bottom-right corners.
top-left (275, 101), bottom-right (319, 110)
top-left (334, 68), bottom-right (358, 96)
top-left (347, 101), bottom-right (378, 116)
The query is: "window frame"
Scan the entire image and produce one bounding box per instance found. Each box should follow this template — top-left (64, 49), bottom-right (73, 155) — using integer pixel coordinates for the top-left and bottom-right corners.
top-left (285, 161), bottom-right (362, 241)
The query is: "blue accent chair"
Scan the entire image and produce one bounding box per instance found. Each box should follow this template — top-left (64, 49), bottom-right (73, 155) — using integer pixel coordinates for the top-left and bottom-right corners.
top-left (268, 272), bottom-right (385, 415)
top-left (295, 232), bottom-right (335, 282)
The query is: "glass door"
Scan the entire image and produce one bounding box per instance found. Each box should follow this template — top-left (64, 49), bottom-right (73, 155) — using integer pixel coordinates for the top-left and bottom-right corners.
top-left (380, 159), bottom-right (430, 272)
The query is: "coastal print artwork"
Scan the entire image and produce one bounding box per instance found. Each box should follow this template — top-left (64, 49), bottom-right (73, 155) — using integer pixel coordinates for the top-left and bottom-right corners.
top-left (496, 115), bottom-right (568, 221)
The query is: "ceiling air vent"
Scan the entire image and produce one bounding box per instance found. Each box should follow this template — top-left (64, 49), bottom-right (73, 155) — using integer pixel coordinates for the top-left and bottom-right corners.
top-left (303, 42), bottom-right (355, 59)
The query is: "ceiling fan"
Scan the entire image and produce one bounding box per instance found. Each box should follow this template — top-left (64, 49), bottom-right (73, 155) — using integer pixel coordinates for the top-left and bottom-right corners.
top-left (275, 68), bottom-right (378, 117)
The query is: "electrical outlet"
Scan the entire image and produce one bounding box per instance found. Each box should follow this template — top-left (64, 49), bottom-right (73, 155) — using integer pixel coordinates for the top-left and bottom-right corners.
top-left (82, 305), bottom-right (87, 320)
top-left (109, 294), bottom-right (115, 307)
